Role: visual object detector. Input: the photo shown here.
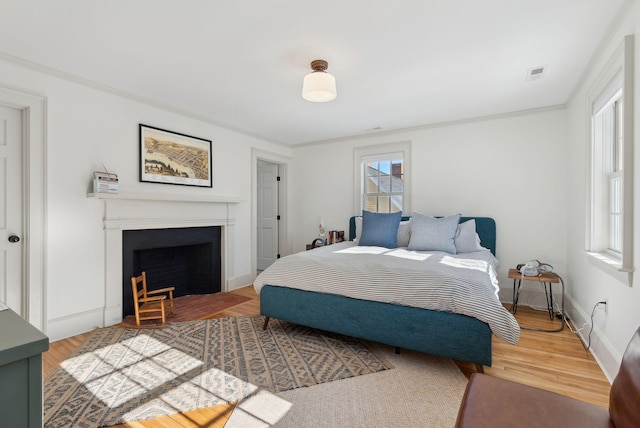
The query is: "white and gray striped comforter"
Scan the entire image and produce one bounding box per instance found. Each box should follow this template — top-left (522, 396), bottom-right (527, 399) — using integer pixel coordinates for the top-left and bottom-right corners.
top-left (254, 242), bottom-right (520, 344)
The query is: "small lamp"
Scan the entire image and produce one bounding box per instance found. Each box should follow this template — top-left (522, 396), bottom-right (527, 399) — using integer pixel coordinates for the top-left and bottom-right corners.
top-left (302, 60), bottom-right (337, 102)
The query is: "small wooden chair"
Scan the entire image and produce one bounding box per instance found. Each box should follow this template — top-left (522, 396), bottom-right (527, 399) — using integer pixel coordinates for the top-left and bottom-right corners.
top-left (130, 271), bottom-right (175, 326)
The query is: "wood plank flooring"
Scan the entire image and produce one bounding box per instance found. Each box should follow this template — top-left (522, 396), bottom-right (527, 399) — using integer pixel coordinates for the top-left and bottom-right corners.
top-left (43, 286), bottom-right (611, 427)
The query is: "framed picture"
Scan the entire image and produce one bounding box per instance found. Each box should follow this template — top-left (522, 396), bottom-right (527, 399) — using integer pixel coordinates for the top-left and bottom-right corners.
top-left (139, 124), bottom-right (212, 188)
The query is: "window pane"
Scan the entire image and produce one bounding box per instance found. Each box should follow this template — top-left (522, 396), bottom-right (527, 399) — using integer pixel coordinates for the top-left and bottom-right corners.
top-left (366, 162), bottom-right (376, 177)
top-left (365, 176), bottom-right (380, 193)
top-left (609, 175), bottom-right (622, 252)
top-left (390, 161), bottom-right (403, 192)
top-left (378, 195), bottom-right (391, 213)
top-left (379, 161), bottom-right (390, 175)
top-left (365, 195), bottom-right (377, 212)
top-left (378, 173), bottom-right (390, 193)
top-left (615, 101), bottom-right (623, 172)
top-left (610, 176), bottom-right (620, 213)
top-left (610, 215), bottom-right (621, 252)
top-left (391, 195), bottom-right (402, 213)
top-left (391, 160), bottom-right (403, 176)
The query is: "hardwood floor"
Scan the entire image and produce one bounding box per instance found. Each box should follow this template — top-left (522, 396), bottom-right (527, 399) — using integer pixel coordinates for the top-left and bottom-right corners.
top-left (456, 306), bottom-right (611, 408)
top-left (43, 285), bottom-right (611, 427)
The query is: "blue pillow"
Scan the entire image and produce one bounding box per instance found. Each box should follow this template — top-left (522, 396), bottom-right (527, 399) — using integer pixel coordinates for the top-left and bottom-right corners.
top-left (358, 211), bottom-right (402, 248)
top-left (407, 212), bottom-right (461, 253)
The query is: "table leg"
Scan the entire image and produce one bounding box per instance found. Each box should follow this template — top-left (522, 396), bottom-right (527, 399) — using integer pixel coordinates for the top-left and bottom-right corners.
top-left (548, 282), bottom-right (554, 320)
top-left (542, 282), bottom-right (554, 320)
top-left (512, 278), bottom-right (522, 314)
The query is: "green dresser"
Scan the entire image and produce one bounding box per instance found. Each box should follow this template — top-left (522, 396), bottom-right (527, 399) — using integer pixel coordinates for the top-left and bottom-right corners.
top-left (0, 309), bottom-right (49, 428)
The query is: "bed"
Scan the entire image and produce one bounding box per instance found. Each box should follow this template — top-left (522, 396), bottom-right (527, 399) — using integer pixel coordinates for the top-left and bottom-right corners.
top-left (254, 215), bottom-right (519, 370)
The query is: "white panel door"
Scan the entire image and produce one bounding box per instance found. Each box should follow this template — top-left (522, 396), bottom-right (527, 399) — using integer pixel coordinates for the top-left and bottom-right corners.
top-left (257, 161), bottom-right (279, 271)
top-left (0, 104), bottom-right (23, 314)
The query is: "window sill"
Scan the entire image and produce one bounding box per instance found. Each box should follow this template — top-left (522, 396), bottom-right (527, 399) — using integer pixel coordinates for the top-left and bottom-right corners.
top-left (586, 251), bottom-right (633, 286)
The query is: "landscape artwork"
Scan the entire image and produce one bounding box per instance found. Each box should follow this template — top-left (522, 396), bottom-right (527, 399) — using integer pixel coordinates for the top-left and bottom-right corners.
top-left (139, 124), bottom-right (212, 187)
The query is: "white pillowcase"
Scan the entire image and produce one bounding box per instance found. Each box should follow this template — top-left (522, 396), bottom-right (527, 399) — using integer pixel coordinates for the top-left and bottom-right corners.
top-left (454, 219), bottom-right (483, 253)
top-left (354, 216), bottom-right (362, 243)
top-left (396, 220), bottom-right (411, 247)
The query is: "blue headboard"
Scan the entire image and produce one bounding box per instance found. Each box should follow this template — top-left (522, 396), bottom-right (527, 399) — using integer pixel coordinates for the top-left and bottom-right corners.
top-left (348, 216), bottom-right (497, 256)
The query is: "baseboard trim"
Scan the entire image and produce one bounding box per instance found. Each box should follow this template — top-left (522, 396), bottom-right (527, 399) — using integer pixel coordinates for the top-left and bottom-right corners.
top-left (227, 274), bottom-right (253, 292)
top-left (565, 294), bottom-right (621, 383)
top-left (47, 308), bottom-right (103, 342)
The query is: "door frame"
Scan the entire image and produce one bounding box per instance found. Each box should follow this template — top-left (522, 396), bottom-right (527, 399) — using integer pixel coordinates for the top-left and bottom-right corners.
top-left (0, 87), bottom-right (47, 332)
top-left (251, 149), bottom-right (292, 282)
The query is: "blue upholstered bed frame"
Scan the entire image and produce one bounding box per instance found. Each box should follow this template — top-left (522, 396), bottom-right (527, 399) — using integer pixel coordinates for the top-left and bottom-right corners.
top-left (260, 216), bottom-right (496, 368)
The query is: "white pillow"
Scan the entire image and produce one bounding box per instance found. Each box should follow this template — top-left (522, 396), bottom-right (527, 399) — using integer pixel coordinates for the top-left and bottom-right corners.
top-left (397, 220), bottom-right (411, 247)
top-left (354, 216), bottom-right (411, 246)
top-left (354, 216), bottom-right (362, 243)
top-left (454, 219), bottom-right (483, 253)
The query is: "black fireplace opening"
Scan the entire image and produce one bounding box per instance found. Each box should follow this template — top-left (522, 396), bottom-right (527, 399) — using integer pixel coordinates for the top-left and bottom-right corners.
top-left (122, 226), bottom-right (222, 317)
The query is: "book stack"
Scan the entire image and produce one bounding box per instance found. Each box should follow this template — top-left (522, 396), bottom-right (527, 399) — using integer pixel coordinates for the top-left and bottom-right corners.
top-left (327, 230), bottom-right (345, 245)
top-left (93, 171), bottom-right (119, 194)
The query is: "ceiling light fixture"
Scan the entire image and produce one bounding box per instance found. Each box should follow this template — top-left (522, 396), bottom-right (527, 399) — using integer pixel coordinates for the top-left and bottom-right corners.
top-left (302, 59), bottom-right (337, 102)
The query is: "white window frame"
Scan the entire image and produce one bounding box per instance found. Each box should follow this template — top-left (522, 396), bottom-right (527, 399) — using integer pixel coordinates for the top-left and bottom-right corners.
top-left (586, 35), bottom-right (634, 276)
top-left (354, 142), bottom-right (411, 215)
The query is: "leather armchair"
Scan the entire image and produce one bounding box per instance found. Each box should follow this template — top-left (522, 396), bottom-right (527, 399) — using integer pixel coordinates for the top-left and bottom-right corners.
top-left (455, 326), bottom-right (640, 428)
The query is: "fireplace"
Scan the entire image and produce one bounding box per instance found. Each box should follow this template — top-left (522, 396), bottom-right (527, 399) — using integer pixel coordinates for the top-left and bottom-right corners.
top-left (94, 193), bottom-right (239, 329)
top-left (121, 226), bottom-right (222, 317)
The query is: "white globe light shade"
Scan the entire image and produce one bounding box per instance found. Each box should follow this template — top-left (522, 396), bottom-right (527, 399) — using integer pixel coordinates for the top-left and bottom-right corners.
top-left (302, 71), bottom-right (337, 102)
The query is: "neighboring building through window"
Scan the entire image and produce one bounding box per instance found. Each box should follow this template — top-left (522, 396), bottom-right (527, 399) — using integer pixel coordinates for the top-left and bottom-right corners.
top-left (362, 157), bottom-right (404, 213)
top-left (354, 142), bottom-right (411, 215)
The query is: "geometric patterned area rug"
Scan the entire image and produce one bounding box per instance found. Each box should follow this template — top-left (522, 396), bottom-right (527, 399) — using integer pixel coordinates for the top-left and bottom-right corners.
top-left (43, 315), bottom-right (393, 427)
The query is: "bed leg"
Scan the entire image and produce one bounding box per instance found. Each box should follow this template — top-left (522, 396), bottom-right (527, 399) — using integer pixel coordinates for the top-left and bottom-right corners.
top-left (262, 316), bottom-right (270, 330)
top-left (395, 347), bottom-right (401, 354)
top-left (475, 363), bottom-right (484, 374)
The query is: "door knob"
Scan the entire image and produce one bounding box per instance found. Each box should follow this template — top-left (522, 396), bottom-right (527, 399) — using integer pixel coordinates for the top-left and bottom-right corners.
top-left (8, 235), bottom-right (20, 243)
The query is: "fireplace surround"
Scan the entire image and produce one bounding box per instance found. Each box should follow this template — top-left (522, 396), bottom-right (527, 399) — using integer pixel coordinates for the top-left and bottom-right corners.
top-left (93, 192), bottom-right (242, 327)
top-left (121, 226), bottom-right (222, 317)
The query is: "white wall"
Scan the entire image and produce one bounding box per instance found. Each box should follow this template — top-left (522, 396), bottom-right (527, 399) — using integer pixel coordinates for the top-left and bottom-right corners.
top-left (291, 108), bottom-right (569, 306)
top-left (0, 56), bottom-right (291, 341)
top-left (565, 0), bottom-right (640, 380)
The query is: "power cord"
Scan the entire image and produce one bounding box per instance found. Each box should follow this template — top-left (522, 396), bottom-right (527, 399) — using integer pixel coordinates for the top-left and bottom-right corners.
top-left (520, 274), bottom-right (566, 333)
top-left (585, 300), bottom-right (607, 350)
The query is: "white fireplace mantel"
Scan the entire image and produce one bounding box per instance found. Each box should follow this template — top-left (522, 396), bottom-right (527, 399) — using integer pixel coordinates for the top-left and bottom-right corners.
top-left (89, 192), bottom-right (244, 327)
top-left (87, 192), bottom-right (246, 204)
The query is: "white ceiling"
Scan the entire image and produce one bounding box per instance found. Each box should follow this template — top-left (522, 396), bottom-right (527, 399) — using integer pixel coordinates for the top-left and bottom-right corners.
top-left (0, 0), bottom-right (629, 145)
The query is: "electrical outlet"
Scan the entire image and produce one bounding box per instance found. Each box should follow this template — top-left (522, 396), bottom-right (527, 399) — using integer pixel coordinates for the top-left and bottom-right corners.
top-left (598, 299), bottom-right (608, 314)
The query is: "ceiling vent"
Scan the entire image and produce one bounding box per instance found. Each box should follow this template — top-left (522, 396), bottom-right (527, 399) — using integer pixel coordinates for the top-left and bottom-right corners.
top-left (526, 65), bottom-right (547, 82)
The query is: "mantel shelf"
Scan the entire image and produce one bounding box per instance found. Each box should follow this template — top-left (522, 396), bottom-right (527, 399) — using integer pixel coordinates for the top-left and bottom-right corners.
top-left (87, 192), bottom-right (245, 204)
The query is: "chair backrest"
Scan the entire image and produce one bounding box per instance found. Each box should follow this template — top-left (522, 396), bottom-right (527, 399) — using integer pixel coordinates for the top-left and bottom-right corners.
top-left (609, 325), bottom-right (640, 427)
top-left (131, 272), bottom-right (148, 303)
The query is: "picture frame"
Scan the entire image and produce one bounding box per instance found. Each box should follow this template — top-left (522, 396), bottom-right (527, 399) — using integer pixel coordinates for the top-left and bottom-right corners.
top-left (139, 124), bottom-right (212, 188)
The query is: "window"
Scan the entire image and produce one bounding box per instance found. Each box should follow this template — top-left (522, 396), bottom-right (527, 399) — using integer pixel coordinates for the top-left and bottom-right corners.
top-left (354, 142), bottom-right (411, 214)
top-left (362, 156), bottom-right (404, 213)
top-left (592, 89), bottom-right (623, 255)
top-left (588, 35), bottom-right (633, 274)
